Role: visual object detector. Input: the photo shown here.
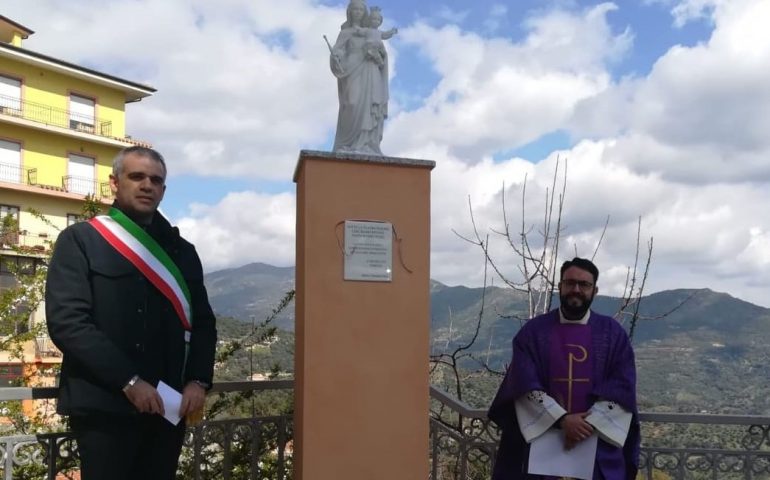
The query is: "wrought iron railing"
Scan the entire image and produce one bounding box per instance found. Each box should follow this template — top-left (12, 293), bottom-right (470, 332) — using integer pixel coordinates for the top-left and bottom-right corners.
top-left (0, 380), bottom-right (294, 480)
top-left (61, 175), bottom-right (112, 200)
top-left (0, 94), bottom-right (151, 147)
top-left (1, 232), bottom-right (51, 252)
top-left (3, 383), bottom-right (770, 479)
top-left (0, 94), bottom-right (112, 137)
top-left (428, 388), bottom-right (770, 480)
top-left (0, 160), bottom-right (111, 201)
top-left (34, 338), bottom-right (62, 360)
top-left (0, 162), bottom-right (37, 187)
top-left (61, 175), bottom-right (95, 196)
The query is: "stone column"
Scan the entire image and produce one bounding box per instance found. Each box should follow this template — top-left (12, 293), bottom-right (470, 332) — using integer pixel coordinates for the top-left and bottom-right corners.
top-left (293, 150), bottom-right (435, 480)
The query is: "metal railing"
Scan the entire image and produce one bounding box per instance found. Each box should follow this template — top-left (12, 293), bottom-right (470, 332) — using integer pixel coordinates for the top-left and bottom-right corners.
top-left (0, 160), bottom-right (112, 201)
top-left (0, 381), bottom-right (294, 480)
top-left (1, 232), bottom-right (51, 252)
top-left (428, 388), bottom-right (770, 480)
top-left (0, 94), bottom-right (151, 147)
top-left (0, 94), bottom-right (112, 138)
top-left (34, 338), bottom-right (62, 360)
top-left (61, 176), bottom-right (112, 200)
top-left (61, 175), bottom-right (95, 196)
top-left (0, 162), bottom-right (37, 187)
top-left (3, 383), bottom-right (770, 479)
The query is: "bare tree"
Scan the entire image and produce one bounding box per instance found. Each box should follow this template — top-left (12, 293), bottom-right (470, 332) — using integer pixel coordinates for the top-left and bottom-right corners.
top-left (453, 157), bottom-right (656, 336)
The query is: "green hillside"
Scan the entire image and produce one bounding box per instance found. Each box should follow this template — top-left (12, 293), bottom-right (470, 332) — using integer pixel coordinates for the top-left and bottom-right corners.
top-left (206, 264), bottom-right (770, 414)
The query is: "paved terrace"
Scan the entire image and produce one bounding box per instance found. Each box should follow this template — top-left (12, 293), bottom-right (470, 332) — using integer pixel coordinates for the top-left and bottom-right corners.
top-left (1, 381), bottom-right (769, 479)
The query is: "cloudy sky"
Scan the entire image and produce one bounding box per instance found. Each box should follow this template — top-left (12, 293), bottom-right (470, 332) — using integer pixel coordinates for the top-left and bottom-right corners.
top-left (6, 0), bottom-right (770, 306)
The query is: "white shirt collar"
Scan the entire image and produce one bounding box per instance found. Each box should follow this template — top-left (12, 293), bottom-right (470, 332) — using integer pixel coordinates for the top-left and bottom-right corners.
top-left (559, 308), bottom-right (591, 325)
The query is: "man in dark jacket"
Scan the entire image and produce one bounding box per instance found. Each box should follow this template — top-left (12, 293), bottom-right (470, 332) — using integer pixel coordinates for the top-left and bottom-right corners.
top-left (46, 146), bottom-right (217, 479)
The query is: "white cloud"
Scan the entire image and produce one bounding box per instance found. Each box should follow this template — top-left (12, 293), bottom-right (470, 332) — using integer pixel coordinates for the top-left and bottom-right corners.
top-left (387, 3), bottom-right (631, 159)
top-left (7, 0), bottom-right (770, 309)
top-left (669, 0), bottom-right (722, 27)
top-left (571, 0), bottom-right (770, 184)
top-left (6, 0), bottom-right (344, 180)
top-left (176, 191), bottom-right (296, 272)
top-left (435, 6), bottom-right (471, 25)
top-left (483, 4), bottom-right (508, 33)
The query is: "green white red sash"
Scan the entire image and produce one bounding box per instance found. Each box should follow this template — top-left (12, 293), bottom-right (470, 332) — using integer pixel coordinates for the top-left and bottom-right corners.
top-left (89, 207), bottom-right (192, 332)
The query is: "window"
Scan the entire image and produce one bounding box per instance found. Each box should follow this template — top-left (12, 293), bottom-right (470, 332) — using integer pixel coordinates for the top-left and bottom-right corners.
top-left (0, 255), bottom-right (41, 328)
top-left (0, 205), bottom-right (20, 246)
top-left (66, 154), bottom-right (95, 195)
top-left (0, 365), bottom-right (23, 387)
top-left (0, 140), bottom-right (21, 184)
top-left (0, 205), bottom-right (19, 222)
top-left (69, 94), bottom-right (95, 132)
top-left (0, 255), bottom-right (41, 276)
top-left (0, 75), bottom-right (21, 114)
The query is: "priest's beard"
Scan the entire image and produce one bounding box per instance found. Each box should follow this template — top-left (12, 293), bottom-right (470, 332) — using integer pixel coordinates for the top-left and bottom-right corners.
top-left (560, 292), bottom-right (594, 319)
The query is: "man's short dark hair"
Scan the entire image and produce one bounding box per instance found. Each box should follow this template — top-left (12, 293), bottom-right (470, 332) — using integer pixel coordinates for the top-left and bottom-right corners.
top-left (560, 257), bottom-right (599, 284)
top-left (112, 146), bottom-right (167, 177)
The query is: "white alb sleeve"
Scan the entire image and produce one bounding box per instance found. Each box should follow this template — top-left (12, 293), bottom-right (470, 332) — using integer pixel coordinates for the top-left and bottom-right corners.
top-left (585, 400), bottom-right (632, 447)
top-left (515, 390), bottom-right (567, 443)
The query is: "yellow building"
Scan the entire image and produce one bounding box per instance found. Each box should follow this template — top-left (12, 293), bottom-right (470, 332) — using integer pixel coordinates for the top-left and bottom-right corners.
top-left (0, 15), bottom-right (155, 399)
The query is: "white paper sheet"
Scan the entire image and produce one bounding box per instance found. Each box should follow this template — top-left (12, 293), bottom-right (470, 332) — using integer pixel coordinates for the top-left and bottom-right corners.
top-left (157, 381), bottom-right (182, 426)
top-left (528, 429), bottom-right (598, 480)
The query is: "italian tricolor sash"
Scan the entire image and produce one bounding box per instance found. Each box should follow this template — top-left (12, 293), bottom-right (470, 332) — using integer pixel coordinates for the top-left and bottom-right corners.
top-left (89, 207), bottom-right (192, 333)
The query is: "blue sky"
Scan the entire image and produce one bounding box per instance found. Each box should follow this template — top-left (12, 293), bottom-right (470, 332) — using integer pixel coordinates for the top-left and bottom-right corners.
top-left (5, 0), bottom-right (770, 307)
top-left (157, 0), bottom-right (713, 215)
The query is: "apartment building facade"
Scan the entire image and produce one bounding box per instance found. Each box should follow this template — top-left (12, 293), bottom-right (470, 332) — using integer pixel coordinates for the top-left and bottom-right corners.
top-left (0, 15), bottom-right (156, 396)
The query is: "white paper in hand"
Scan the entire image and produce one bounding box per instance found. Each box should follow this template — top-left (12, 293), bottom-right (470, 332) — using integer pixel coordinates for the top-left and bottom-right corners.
top-left (156, 381), bottom-right (183, 426)
top-left (528, 430), bottom-right (598, 480)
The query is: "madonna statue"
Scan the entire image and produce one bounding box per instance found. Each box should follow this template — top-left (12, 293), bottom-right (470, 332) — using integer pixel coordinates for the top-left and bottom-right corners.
top-left (329, 1), bottom-right (396, 155)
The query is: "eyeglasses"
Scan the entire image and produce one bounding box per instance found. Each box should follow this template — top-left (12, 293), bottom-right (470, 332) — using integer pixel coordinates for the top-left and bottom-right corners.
top-left (560, 279), bottom-right (594, 290)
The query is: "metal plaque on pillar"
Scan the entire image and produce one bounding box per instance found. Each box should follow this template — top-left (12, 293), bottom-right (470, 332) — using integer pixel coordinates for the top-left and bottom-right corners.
top-left (344, 220), bottom-right (393, 282)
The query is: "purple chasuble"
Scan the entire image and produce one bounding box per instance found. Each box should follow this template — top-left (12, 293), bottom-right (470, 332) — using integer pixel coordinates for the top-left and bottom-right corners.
top-left (548, 323), bottom-right (593, 414)
top-left (488, 310), bottom-right (640, 480)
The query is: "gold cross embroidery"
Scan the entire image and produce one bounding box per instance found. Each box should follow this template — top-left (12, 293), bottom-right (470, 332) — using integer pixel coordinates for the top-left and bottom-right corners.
top-left (552, 344), bottom-right (589, 412)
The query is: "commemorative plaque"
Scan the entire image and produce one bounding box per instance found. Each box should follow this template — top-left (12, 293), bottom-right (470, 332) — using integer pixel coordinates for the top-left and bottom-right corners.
top-left (343, 220), bottom-right (393, 282)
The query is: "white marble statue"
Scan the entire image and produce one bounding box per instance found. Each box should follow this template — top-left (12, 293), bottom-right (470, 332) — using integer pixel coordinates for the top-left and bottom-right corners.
top-left (328, 1), bottom-right (397, 155)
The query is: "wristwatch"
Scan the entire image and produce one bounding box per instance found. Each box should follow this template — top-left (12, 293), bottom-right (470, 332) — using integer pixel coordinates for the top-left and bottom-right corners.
top-left (122, 374), bottom-right (140, 393)
top-left (190, 379), bottom-right (211, 390)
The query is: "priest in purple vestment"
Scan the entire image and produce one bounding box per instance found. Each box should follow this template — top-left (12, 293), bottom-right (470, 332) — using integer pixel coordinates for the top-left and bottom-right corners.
top-left (488, 258), bottom-right (640, 480)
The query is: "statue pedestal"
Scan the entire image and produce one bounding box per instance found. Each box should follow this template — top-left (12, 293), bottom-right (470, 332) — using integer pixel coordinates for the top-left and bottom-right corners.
top-left (293, 150), bottom-right (435, 480)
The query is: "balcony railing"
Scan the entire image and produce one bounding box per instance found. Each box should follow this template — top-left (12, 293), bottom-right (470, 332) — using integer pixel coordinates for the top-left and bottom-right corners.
top-left (0, 94), bottom-right (150, 146)
top-left (2, 383), bottom-right (770, 479)
top-left (0, 162), bottom-right (37, 187)
top-left (34, 337), bottom-right (62, 359)
top-left (0, 168), bottom-right (111, 201)
top-left (0, 231), bottom-right (51, 252)
top-left (61, 175), bottom-right (113, 200)
top-left (0, 94), bottom-right (111, 137)
top-left (0, 161), bottom-right (112, 201)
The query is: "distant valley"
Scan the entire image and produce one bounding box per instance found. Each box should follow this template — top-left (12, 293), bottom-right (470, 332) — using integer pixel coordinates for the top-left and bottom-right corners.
top-left (205, 263), bottom-right (770, 415)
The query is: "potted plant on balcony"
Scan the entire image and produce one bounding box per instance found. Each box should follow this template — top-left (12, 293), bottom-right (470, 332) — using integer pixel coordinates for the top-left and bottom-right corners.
top-left (0, 213), bottom-right (19, 247)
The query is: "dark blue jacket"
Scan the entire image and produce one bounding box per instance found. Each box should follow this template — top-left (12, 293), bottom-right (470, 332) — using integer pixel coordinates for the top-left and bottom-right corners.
top-left (45, 208), bottom-right (217, 416)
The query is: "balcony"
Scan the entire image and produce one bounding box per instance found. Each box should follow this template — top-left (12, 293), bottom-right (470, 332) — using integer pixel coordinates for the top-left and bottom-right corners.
top-left (34, 337), bottom-right (62, 360)
top-left (0, 162), bottom-right (37, 187)
top-left (0, 94), bottom-right (150, 147)
top-left (1, 382), bottom-right (769, 479)
top-left (61, 175), bottom-right (112, 199)
top-left (0, 230), bottom-right (50, 254)
top-left (0, 161), bottom-right (112, 203)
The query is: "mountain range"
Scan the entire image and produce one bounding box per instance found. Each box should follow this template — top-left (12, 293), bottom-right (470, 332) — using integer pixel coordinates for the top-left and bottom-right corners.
top-left (204, 263), bottom-right (770, 414)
